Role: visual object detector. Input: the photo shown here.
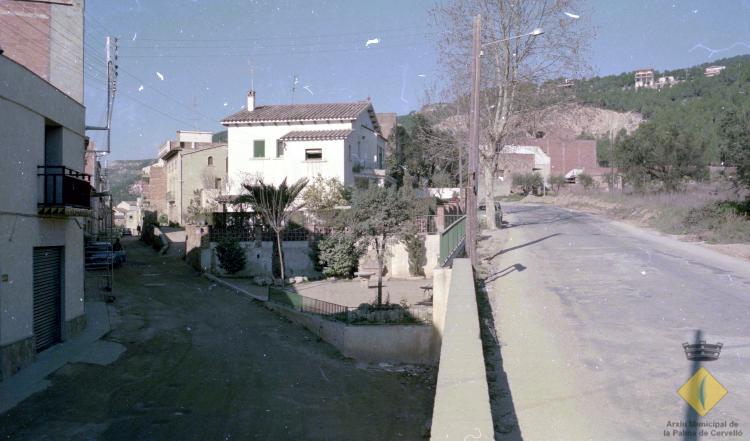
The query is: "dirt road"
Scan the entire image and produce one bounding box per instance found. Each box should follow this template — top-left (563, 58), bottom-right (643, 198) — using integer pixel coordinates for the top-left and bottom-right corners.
top-left (0, 238), bottom-right (434, 441)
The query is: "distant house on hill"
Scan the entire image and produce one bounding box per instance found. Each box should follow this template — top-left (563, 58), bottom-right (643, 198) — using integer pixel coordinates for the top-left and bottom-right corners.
top-left (704, 65), bottom-right (726, 77)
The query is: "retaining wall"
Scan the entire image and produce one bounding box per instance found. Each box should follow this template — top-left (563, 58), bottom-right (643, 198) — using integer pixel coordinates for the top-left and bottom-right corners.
top-left (265, 302), bottom-right (438, 365)
top-left (430, 258), bottom-right (494, 440)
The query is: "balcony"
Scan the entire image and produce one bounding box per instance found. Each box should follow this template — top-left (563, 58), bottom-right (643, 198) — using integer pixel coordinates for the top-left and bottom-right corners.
top-left (37, 166), bottom-right (92, 216)
top-left (158, 140), bottom-right (184, 160)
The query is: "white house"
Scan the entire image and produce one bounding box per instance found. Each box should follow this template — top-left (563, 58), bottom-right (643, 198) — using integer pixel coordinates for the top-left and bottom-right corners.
top-left (221, 91), bottom-right (388, 195)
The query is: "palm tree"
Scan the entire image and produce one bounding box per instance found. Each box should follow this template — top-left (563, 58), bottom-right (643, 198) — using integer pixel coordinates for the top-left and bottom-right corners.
top-left (235, 178), bottom-right (308, 283)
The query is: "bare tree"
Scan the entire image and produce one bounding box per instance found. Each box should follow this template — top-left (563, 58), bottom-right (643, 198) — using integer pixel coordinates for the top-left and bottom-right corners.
top-left (431, 0), bottom-right (593, 228)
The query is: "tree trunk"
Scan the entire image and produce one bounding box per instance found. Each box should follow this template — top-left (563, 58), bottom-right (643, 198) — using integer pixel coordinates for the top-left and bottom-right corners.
top-left (483, 163), bottom-right (498, 230)
top-left (276, 230), bottom-right (286, 284)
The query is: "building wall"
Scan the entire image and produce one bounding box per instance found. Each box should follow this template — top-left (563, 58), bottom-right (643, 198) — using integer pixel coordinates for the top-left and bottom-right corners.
top-left (0, 0), bottom-right (84, 103)
top-left (0, 55), bottom-right (86, 378)
top-left (180, 145), bottom-right (228, 224)
top-left (208, 241), bottom-right (318, 279)
top-left (143, 164), bottom-right (166, 219)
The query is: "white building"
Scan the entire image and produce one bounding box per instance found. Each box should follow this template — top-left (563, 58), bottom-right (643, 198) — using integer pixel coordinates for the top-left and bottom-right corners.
top-left (114, 200), bottom-right (141, 234)
top-left (0, 1), bottom-right (88, 380)
top-left (222, 91), bottom-right (388, 195)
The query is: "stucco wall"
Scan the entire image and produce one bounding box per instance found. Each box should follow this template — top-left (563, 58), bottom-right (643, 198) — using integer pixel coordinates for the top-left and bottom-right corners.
top-left (265, 302), bottom-right (437, 365)
top-left (209, 240), bottom-right (318, 278)
top-left (0, 55), bottom-right (86, 352)
top-left (180, 145), bottom-right (228, 224)
top-left (387, 234), bottom-right (440, 279)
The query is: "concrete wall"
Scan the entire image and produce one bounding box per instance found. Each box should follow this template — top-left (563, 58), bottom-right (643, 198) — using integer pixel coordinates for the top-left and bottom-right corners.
top-left (0, 55), bottom-right (87, 379)
top-left (430, 259), bottom-right (494, 440)
top-left (209, 240), bottom-right (318, 278)
top-left (387, 235), bottom-right (440, 279)
top-left (265, 302), bottom-right (437, 365)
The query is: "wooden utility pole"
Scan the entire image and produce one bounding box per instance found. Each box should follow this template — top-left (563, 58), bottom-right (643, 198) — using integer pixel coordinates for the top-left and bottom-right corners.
top-left (466, 14), bottom-right (481, 267)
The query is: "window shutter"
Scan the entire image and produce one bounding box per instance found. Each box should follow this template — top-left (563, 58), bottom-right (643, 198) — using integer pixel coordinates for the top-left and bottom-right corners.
top-left (253, 140), bottom-right (265, 158)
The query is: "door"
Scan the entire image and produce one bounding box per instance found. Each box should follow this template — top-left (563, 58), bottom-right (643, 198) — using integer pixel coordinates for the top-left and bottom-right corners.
top-left (33, 247), bottom-right (63, 352)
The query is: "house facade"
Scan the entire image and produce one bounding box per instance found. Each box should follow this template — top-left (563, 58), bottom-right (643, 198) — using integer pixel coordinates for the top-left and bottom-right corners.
top-left (222, 91), bottom-right (388, 195)
top-left (0, 0), bottom-right (88, 380)
top-left (114, 200), bottom-right (141, 234)
top-left (158, 130), bottom-right (227, 225)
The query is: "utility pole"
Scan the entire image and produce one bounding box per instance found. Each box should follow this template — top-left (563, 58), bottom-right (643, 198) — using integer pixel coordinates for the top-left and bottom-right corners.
top-left (466, 14), bottom-right (481, 267)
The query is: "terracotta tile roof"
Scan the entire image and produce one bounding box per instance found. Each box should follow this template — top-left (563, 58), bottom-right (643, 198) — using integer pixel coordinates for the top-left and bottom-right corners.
top-left (279, 129), bottom-right (353, 141)
top-left (222, 101), bottom-right (372, 124)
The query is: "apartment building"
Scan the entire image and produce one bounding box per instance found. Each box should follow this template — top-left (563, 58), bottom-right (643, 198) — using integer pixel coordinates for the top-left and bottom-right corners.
top-left (0, 0), bottom-right (88, 380)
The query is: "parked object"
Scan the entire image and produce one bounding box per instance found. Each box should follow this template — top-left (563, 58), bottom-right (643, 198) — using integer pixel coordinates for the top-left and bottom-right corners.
top-left (478, 202), bottom-right (503, 228)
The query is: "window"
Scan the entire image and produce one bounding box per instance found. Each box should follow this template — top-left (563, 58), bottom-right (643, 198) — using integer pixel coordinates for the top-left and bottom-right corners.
top-left (276, 140), bottom-right (285, 158)
top-left (214, 178), bottom-right (222, 189)
top-left (347, 144), bottom-right (352, 160)
top-left (377, 146), bottom-right (384, 168)
top-left (207, 156), bottom-right (213, 166)
top-left (253, 140), bottom-right (265, 158)
top-left (305, 148), bottom-right (322, 161)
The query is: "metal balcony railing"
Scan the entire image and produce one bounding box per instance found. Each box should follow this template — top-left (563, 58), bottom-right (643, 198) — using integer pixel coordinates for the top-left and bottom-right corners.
top-left (37, 165), bottom-right (92, 211)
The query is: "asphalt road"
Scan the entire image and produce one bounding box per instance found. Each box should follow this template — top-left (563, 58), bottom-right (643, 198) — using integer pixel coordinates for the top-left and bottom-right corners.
top-left (482, 203), bottom-right (750, 441)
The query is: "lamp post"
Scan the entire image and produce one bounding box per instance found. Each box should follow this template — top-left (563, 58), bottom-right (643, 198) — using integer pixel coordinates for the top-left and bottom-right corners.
top-left (466, 14), bottom-right (543, 267)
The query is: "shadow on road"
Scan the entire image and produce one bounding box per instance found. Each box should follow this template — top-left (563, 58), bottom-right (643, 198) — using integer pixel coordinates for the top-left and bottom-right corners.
top-left (475, 277), bottom-right (524, 441)
top-left (484, 233), bottom-right (561, 262)
top-left (485, 264), bottom-right (527, 283)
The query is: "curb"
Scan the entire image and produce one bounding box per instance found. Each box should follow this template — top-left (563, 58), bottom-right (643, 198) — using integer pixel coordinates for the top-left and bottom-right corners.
top-left (202, 273), bottom-right (268, 301)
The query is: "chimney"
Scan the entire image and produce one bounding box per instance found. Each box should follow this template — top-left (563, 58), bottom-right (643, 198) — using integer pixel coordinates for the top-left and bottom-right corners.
top-left (247, 90), bottom-right (256, 111)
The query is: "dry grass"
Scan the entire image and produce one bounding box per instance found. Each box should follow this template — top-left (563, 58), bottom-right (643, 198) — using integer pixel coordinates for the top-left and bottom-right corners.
top-left (540, 183), bottom-right (750, 244)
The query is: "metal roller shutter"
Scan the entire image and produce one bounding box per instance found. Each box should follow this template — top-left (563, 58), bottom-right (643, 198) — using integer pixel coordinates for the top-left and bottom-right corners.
top-left (33, 247), bottom-right (63, 352)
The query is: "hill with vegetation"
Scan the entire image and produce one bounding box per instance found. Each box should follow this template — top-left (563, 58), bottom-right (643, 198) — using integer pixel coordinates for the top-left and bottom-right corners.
top-left (571, 54), bottom-right (750, 184)
top-left (106, 159), bottom-right (155, 204)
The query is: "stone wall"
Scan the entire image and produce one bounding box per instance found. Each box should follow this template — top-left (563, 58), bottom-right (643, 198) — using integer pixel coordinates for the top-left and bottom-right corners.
top-left (0, 336), bottom-right (34, 381)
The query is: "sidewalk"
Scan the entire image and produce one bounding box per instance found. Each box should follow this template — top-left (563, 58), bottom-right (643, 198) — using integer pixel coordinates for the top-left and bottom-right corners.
top-left (0, 302), bottom-right (125, 414)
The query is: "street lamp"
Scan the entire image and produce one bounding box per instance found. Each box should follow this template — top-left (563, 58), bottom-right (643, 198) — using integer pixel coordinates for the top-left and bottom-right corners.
top-left (465, 15), bottom-right (543, 267)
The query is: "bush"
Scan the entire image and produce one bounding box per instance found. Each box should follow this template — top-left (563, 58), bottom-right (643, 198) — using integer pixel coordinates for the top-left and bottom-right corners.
top-left (158, 214), bottom-right (168, 226)
top-left (512, 172), bottom-right (544, 194)
top-left (316, 231), bottom-right (362, 278)
top-left (216, 239), bottom-right (246, 275)
top-left (577, 173), bottom-right (594, 190)
top-left (549, 175), bottom-right (567, 192)
top-left (402, 233), bottom-right (426, 276)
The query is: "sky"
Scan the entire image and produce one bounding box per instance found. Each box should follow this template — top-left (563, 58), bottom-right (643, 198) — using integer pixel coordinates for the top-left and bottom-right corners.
top-left (82, 0), bottom-right (750, 161)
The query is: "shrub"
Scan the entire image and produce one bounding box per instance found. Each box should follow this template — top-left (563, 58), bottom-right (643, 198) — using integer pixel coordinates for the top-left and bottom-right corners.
top-left (316, 231), bottom-right (362, 278)
top-left (158, 214), bottom-right (168, 225)
top-left (549, 174), bottom-right (567, 192)
top-left (402, 233), bottom-right (426, 276)
top-left (577, 173), bottom-right (594, 190)
top-left (216, 239), bottom-right (246, 275)
top-left (512, 172), bottom-right (544, 194)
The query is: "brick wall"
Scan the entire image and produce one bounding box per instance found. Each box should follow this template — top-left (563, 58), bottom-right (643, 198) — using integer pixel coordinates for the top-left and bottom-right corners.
top-left (143, 165), bottom-right (167, 218)
top-left (0, 0), bottom-right (52, 81)
top-left (509, 135), bottom-right (597, 177)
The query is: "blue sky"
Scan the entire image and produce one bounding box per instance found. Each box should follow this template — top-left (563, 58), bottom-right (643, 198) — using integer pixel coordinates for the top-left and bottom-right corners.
top-left (83, 0), bottom-right (750, 160)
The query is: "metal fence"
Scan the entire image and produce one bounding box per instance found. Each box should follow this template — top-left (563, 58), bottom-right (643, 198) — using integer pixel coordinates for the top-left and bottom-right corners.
top-left (208, 212), bottom-right (325, 243)
top-left (267, 287), bottom-right (432, 325)
top-left (439, 215), bottom-right (466, 266)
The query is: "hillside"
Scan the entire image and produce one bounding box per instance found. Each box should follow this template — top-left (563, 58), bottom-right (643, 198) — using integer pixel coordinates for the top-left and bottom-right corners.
top-left (105, 159), bottom-right (156, 204)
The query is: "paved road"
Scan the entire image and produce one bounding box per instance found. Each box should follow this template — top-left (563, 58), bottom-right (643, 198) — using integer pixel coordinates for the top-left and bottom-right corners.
top-left (482, 203), bottom-right (750, 441)
top-left (0, 238), bottom-right (434, 441)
